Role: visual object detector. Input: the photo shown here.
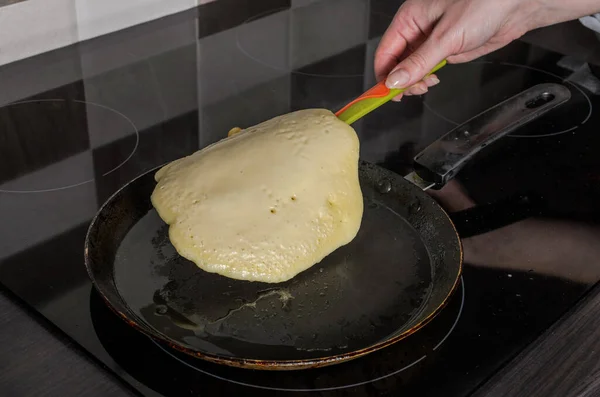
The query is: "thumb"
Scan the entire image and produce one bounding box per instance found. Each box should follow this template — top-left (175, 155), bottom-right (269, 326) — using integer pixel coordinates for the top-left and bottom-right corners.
top-left (385, 36), bottom-right (449, 89)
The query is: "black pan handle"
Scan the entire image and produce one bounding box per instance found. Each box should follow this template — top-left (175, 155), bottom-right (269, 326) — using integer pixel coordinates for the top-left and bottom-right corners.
top-left (413, 83), bottom-right (571, 189)
top-left (448, 191), bottom-right (545, 238)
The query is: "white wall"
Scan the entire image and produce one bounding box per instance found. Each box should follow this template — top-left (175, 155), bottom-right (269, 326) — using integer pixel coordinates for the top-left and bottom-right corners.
top-left (74, 0), bottom-right (196, 41)
top-left (0, 0), bottom-right (199, 260)
top-left (0, 0), bottom-right (197, 66)
top-left (0, 0), bottom-right (376, 261)
top-left (0, 0), bottom-right (78, 66)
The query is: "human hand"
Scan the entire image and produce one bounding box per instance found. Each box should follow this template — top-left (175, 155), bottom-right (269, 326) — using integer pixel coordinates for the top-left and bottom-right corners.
top-left (386, 73), bottom-right (440, 102)
top-left (375, 0), bottom-right (600, 94)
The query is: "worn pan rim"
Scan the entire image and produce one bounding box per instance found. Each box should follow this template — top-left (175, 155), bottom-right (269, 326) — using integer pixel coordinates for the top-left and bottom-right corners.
top-left (84, 164), bottom-right (463, 371)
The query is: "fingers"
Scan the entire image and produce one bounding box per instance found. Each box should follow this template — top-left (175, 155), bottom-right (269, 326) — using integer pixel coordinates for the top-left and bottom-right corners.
top-left (391, 73), bottom-right (440, 102)
top-left (385, 33), bottom-right (450, 89)
top-left (404, 74), bottom-right (440, 96)
top-left (374, 29), bottom-right (409, 82)
top-left (374, 0), bottom-right (444, 82)
top-left (424, 74), bottom-right (440, 87)
top-left (391, 93), bottom-right (404, 102)
top-left (374, 4), bottom-right (414, 81)
top-left (403, 80), bottom-right (429, 96)
top-left (383, 0), bottom-right (527, 88)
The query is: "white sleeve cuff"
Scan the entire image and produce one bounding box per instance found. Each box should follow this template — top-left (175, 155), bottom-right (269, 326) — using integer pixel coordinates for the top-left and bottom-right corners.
top-left (580, 14), bottom-right (600, 33)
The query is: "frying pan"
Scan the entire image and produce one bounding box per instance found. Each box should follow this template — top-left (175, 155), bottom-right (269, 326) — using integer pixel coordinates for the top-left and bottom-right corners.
top-left (85, 83), bottom-right (570, 370)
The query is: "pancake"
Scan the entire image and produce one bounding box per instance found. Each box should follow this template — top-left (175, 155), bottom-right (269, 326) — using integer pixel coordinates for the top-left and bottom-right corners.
top-left (151, 109), bottom-right (363, 283)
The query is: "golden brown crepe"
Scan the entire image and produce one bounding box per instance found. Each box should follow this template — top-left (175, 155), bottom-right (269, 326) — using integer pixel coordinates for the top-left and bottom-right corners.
top-left (151, 109), bottom-right (363, 283)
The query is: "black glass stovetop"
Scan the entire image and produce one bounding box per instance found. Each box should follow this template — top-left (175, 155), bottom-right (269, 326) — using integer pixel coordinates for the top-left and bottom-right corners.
top-left (1, 1), bottom-right (600, 396)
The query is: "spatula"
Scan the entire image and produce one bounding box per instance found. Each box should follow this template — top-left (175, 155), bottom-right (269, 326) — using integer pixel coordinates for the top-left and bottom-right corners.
top-left (335, 60), bottom-right (447, 125)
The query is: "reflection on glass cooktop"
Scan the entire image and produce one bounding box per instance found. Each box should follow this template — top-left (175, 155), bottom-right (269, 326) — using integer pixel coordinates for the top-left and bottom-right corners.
top-left (0, 0), bottom-right (599, 396)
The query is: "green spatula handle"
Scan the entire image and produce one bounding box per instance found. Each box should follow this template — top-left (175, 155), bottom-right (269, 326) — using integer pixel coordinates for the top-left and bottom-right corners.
top-left (335, 60), bottom-right (446, 125)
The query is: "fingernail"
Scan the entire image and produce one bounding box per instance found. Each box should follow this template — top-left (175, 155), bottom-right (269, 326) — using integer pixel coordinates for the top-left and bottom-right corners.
top-left (410, 86), bottom-right (428, 95)
top-left (425, 76), bottom-right (440, 86)
top-left (386, 69), bottom-right (410, 89)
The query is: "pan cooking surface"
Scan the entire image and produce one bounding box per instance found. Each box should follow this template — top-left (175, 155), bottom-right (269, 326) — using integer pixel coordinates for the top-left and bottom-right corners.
top-left (114, 194), bottom-right (432, 361)
top-left (86, 161), bottom-right (462, 367)
top-left (90, 278), bottom-right (466, 392)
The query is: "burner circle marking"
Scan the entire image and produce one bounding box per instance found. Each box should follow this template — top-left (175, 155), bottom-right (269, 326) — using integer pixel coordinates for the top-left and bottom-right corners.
top-left (422, 61), bottom-right (592, 139)
top-left (152, 276), bottom-right (465, 392)
top-left (235, 7), bottom-right (365, 78)
top-left (0, 99), bottom-right (139, 194)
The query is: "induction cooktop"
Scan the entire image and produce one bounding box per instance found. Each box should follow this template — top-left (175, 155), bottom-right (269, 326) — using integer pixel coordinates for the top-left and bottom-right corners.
top-left (1, 1), bottom-right (599, 396)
